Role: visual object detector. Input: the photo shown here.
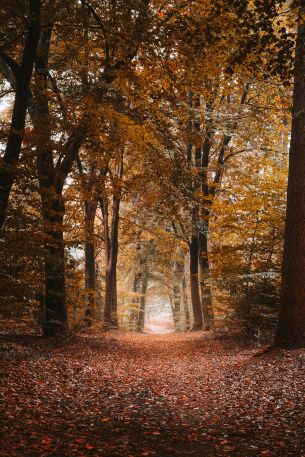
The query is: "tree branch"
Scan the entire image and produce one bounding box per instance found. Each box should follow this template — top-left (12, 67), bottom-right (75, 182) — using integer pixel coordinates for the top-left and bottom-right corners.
top-left (0, 49), bottom-right (20, 78)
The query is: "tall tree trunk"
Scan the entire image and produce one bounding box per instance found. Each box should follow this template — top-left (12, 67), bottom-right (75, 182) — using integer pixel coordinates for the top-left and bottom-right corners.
top-left (104, 198), bottom-right (120, 327)
top-left (188, 94), bottom-right (203, 330)
top-left (182, 266), bottom-right (190, 330)
top-left (198, 96), bottom-right (216, 329)
top-left (31, 8), bottom-right (68, 337)
top-left (172, 284), bottom-right (182, 331)
top-left (189, 226), bottom-right (203, 330)
top-left (41, 192), bottom-right (68, 337)
top-left (0, 0), bottom-right (41, 228)
top-left (130, 271), bottom-right (141, 330)
top-left (95, 264), bottom-right (103, 321)
top-left (172, 261), bottom-right (184, 331)
top-left (104, 154), bottom-right (123, 328)
top-left (40, 126), bottom-right (84, 336)
top-left (84, 201), bottom-right (97, 326)
top-left (137, 270), bottom-right (148, 332)
top-left (198, 225), bottom-right (214, 330)
top-left (275, 14), bottom-right (305, 347)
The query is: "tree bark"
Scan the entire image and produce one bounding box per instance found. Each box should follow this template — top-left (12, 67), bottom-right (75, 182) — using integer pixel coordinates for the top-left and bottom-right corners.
top-left (182, 266), bottom-right (190, 330)
top-left (76, 156), bottom-right (98, 327)
top-left (198, 99), bottom-right (214, 329)
top-left (130, 271), bottom-right (141, 330)
top-left (275, 14), bottom-right (305, 347)
top-left (172, 284), bottom-right (182, 331)
top-left (30, 7), bottom-right (68, 337)
top-left (137, 270), bottom-right (148, 332)
top-left (185, 94), bottom-right (203, 330)
top-left (95, 264), bottom-right (103, 321)
top-left (104, 198), bottom-right (120, 327)
top-left (189, 229), bottom-right (203, 330)
top-left (198, 226), bottom-right (214, 329)
top-left (84, 201), bottom-right (97, 326)
top-left (172, 261), bottom-right (185, 331)
top-left (31, 11), bottom-right (85, 336)
top-left (104, 153), bottom-right (123, 328)
top-left (41, 193), bottom-right (68, 337)
top-left (0, 0), bottom-right (41, 228)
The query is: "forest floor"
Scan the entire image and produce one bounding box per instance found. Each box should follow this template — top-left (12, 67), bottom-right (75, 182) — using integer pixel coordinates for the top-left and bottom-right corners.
top-left (0, 329), bottom-right (305, 457)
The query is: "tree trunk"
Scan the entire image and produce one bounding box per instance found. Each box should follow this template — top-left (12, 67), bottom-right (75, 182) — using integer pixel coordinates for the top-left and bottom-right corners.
top-left (41, 193), bottom-right (68, 337)
top-left (172, 284), bottom-right (182, 331)
top-left (30, 10), bottom-right (68, 337)
top-left (104, 177), bottom-right (122, 328)
top-left (189, 231), bottom-right (203, 330)
top-left (198, 101), bottom-right (214, 330)
top-left (137, 271), bottom-right (148, 332)
top-left (182, 268), bottom-right (190, 330)
top-left (198, 226), bottom-right (214, 330)
top-left (172, 261), bottom-right (185, 331)
top-left (104, 202), bottom-right (120, 327)
top-left (188, 94), bottom-right (203, 330)
top-left (275, 15), bottom-right (305, 347)
top-left (130, 271), bottom-right (141, 330)
top-left (0, 0), bottom-right (41, 228)
top-left (84, 201), bottom-right (97, 326)
top-left (104, 258), bottom-right (118, 328)
top-left (95, 264), bottom-right (103, 321)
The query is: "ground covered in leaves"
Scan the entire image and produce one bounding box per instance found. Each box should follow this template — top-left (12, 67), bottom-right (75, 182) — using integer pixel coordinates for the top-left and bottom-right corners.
top-left (1, 330), bottom-right (305, 456)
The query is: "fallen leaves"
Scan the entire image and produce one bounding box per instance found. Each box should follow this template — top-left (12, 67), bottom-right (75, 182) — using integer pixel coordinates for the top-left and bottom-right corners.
top-left (0, 331), bottom-right (304, 456)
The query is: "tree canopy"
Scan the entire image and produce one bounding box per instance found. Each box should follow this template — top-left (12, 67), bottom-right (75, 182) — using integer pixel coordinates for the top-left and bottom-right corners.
top-left (0, 0), bottom-right (304, 347)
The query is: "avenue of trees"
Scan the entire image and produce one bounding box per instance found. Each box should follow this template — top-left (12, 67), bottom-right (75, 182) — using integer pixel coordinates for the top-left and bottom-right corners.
top-left (0, 0), bottom-right (304, 347)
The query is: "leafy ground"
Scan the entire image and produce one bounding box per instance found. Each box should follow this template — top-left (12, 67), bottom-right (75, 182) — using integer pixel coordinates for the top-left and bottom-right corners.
top-left (0, 330), bottom-right (305, 456)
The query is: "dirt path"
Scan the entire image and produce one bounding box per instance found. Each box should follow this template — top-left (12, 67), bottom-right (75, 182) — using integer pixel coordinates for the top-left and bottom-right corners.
top-left (1, 331), bottom-right (305, 456)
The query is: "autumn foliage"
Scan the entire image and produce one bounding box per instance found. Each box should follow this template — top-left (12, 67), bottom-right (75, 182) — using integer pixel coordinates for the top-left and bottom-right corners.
top-left (1, 1), bottom-right (305, 455)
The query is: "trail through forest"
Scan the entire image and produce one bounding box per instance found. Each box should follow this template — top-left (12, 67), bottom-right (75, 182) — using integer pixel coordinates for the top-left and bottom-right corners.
top-left (1, 331), bottom-right (305, 457)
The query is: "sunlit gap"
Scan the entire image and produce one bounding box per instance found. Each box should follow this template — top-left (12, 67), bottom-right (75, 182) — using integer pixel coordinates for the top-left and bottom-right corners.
top-left (143, 297), bottom-right (175, 334)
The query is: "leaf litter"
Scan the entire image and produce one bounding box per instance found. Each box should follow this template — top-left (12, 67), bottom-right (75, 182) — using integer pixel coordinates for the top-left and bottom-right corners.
top-left (0, 331), bottom-right (304, 456)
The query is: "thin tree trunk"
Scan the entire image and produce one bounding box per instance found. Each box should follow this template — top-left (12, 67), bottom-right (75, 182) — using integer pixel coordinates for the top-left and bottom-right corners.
top-left (0, 0), bottom-right (41, 228)
top-left (95, 264), bottom-right (103, 321)
top-left (198, 226), bottom-right (214, 329)
top-left (188, 94), bottom-right (203, 330)
top-left (172, 261), bottom-right (184, 331)
top-left (137, 270), bottom-right (148, 332)
top-left (104, 153), bottom-right (123, 328)
top-left (172, 284), bottom-right (182, 331)
top-left (182, 267), bottom-right (190, 330)
top-left (189, 229), bottom-right (203, 330)
top-left (130, 271), bottom-right (141, 330)
top-left (104, 197), bottom-right (120, 327)
top-left (76, 156), bottom-right (98, 327)
top-left (198, 102), bottom-right (214, 329)
top-left (84, 201), bottom-right (97, 326)
top-left (275, 14), bottom-right (305, 347)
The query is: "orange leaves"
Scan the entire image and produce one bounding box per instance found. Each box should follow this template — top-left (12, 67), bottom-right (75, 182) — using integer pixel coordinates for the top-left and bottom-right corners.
top-left (1, 331), bottom-right (305, 456)
top-left (41, 436), bottom-right (52, 445)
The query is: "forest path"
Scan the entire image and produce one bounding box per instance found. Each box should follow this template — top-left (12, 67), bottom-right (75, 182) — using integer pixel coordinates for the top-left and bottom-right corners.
top-left (1, 331), bottom-right (305, 456)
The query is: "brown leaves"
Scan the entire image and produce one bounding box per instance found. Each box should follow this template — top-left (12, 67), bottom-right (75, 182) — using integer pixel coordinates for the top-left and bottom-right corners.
top-left (0, 332), bottom-right (305, 456)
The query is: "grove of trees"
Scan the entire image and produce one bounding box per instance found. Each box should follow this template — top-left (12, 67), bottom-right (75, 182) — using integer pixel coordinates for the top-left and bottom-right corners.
top-left (0, 0), bottom-right (305, 347)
